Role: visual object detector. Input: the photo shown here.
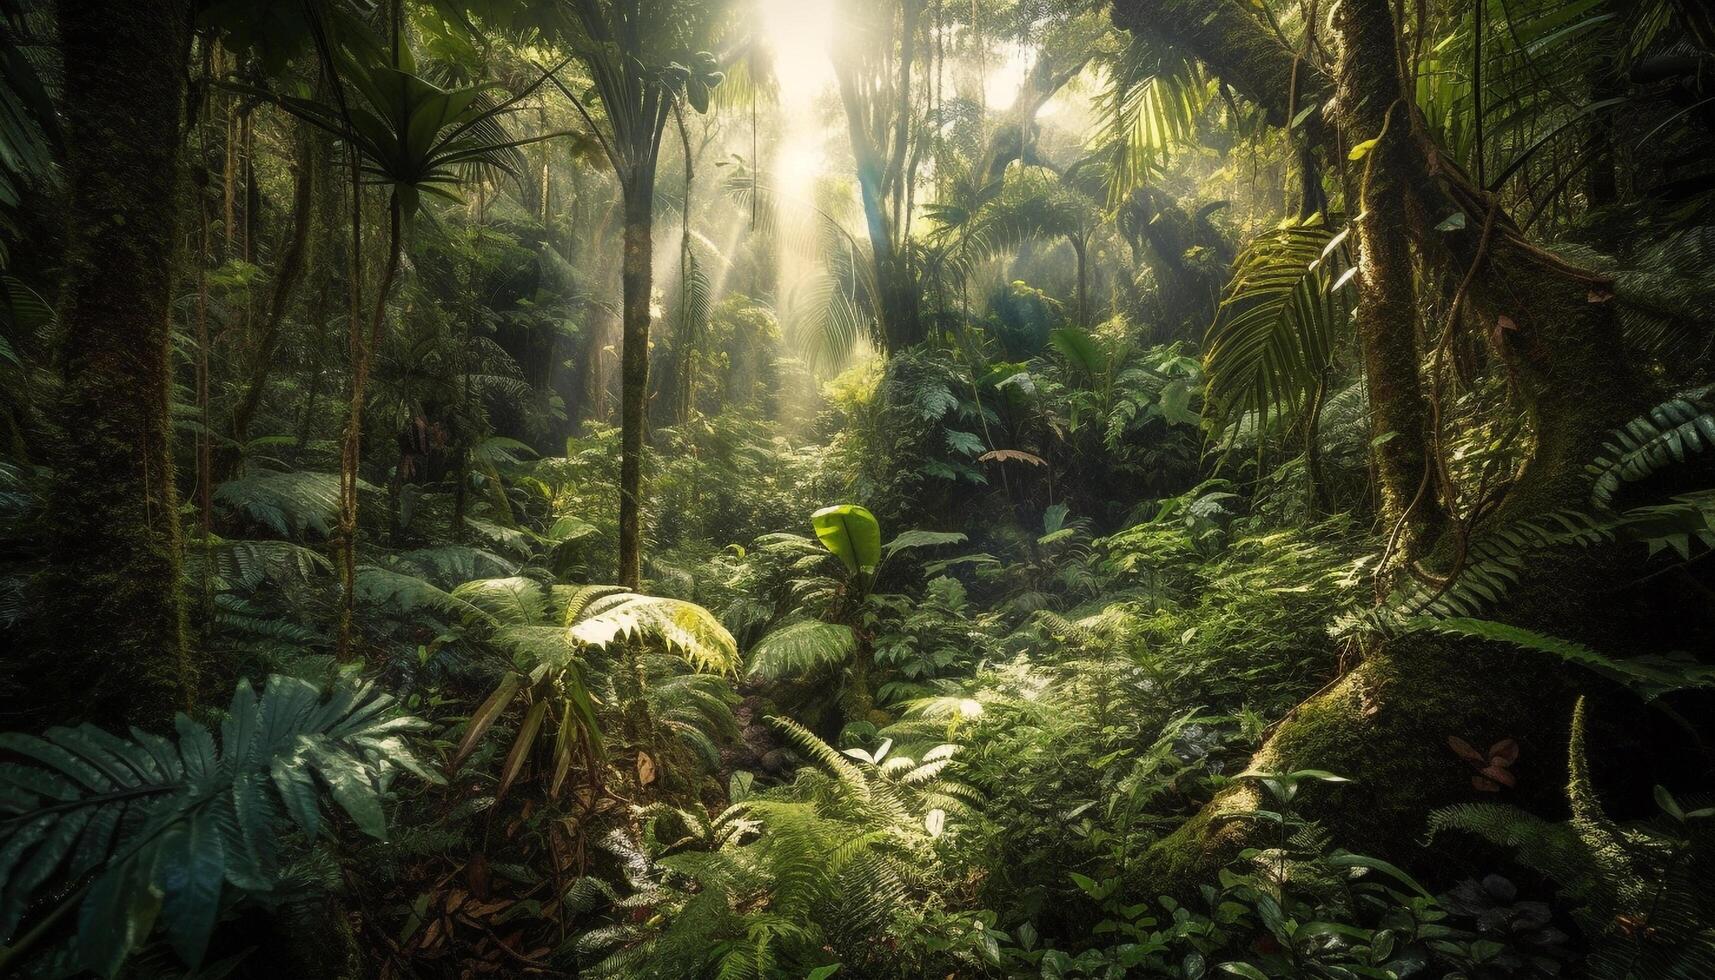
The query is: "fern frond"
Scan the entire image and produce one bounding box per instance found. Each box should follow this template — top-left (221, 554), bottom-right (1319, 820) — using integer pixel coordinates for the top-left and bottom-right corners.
top-left (571, 592), bottom-right (740, 674)
top-left (212, 471), bottom-right (369, 539)
top-left (1407, 617), bottom-right (1715, 701)
top-left (451, 575), bottom-right (553, 626)
top-left (746, 619), bottom-right (857, 681)
top-left (1589, 388), bottom-right (1715, 509)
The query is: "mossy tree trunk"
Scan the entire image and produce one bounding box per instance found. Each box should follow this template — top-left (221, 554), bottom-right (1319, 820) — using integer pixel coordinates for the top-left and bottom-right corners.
top-left (1109, 0), bottom-right (1659, 885)
top-left (1338, 3), bottom-right (1445, 559)
top-left (618, 178), bottom-right (655, 590)
top-left (38, 0), bottom-right (195, 727)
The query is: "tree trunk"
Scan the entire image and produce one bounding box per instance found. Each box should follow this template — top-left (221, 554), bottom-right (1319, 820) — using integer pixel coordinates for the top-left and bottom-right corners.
top-left (618, 183), bottom-right (654, 589)
top-left (227, 119), bottom-right (321, 471)
top-left (1072, 237), bottom-right (1088, 328)
top-left (1111, 0), bottom-right (1661, 888)
top-left (835, 0), bottom-right (925, 354)
top-left (36, 0), bottom-right (194, 727)
top-left (335, 193), bottom-right (402, 659)
top-left (1337, 6), bottom-right (1445, 558)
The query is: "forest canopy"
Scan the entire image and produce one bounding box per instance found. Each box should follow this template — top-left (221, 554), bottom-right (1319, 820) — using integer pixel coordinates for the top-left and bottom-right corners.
top-left (2, 0), bottom-right (1715, 976)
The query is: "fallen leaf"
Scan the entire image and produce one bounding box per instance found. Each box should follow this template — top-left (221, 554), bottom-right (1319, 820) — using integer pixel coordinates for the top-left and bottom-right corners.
top-left (978, 448), bottom-right (1047, 467)
top-left (637, 750), bottom-right (656, 786)
top-left (1488, 738), bottom-right (1520, 765)
top-left (1448, 735), bottom-right (1485, 764)
top-left (467, 852), bottom-right (491, 900)
top-left (1479, 764), bottom-right (1517, 787)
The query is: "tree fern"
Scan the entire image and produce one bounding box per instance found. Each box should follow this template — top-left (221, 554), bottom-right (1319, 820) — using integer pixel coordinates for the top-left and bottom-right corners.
top-left (0, 675), bottom-right (432, 977)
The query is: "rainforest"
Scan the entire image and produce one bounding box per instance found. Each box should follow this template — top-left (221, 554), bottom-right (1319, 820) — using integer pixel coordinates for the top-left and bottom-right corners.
top-left (1, 0), bottom-right (1714, 976)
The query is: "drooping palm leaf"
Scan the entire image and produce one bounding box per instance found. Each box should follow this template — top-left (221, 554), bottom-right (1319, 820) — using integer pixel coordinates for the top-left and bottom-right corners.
top-left (1203, 218), bottom-right (1353, 438)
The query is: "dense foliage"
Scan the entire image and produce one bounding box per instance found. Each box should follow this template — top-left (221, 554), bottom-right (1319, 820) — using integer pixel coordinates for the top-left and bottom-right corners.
top-left (2, 0), bottom-right (1714, 977)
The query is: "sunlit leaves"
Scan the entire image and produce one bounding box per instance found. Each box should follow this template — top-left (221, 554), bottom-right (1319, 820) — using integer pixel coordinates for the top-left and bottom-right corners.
top-left (1203, 217), bottom-right (1353, 439)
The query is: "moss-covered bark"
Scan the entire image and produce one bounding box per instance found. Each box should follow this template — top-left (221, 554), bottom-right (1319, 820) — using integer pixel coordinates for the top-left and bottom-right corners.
top-left (1139, 634), bottom-right (1587, 887)
top-left (618, 183), bottom-right (654, 590)
top-left (34, 0), bottom-right (195, 728)
top-left (1333, 0), bottom-right (1450, 558)
top-left (1110, 0), bottom-right (1662, 889)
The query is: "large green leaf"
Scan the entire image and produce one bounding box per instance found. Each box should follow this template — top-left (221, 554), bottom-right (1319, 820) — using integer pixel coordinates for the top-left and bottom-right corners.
top-left (1049, 328), bottom-right (1106, 378)
top-left (0, 677), bottom-right (429, 977)
top-left (811, 505), bottom-right (882, 584)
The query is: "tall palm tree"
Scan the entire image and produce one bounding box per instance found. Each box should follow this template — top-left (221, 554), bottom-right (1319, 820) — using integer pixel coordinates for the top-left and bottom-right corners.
top-left (265, 13), bottom-right (558, 655)
top-left (545, 0), bottom-right (730, 589)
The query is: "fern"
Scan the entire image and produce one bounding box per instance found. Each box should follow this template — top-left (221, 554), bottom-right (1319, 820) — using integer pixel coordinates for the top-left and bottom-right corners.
top-left (451, 575), bottom-right (552, 626)
top-left (746, 618), bottom-right (857, 681)
top-left (0, 675), bottom-right (432, 977)
top-left (581, 719), bottom-right (968, 978)
top-left (1430, 699), bottom-right (1715, 980)
top-left (212, 471), bottom-right (369, 539)
top-left (1407, 616), bottom-right (1715, 701)
top-left (570, 590), bottom-right (741, 675)
top-left (1341, 508), bottom-right (1614, 634)
top-left (1588, 387), bottom-right (1715, 509)
top-left (354, 566), bottom-right (483, 620)
top-left (647, 671), bottom-right (739, 772)
top-left (390, 545), bottom-right (518, 588)
top-left (1349, 392), bottom-right (1715, 637)
top-left (185, 538), bottom-right (332, 592)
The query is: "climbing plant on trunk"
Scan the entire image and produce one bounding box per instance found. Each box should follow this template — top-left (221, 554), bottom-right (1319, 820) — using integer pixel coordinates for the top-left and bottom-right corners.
top-left (268, 12), bottom-right (553, 655)
top-left (1106, 0), bottom-right (1661, 886)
